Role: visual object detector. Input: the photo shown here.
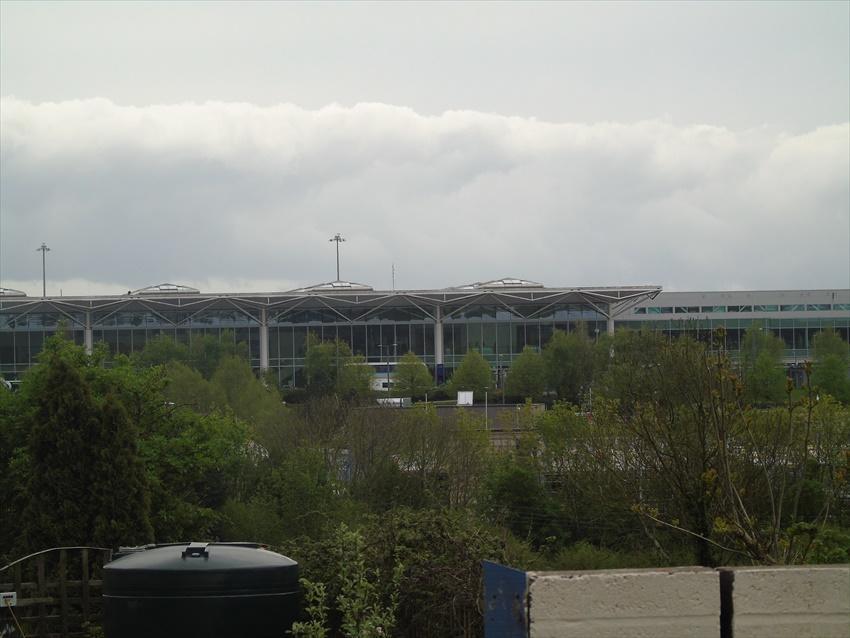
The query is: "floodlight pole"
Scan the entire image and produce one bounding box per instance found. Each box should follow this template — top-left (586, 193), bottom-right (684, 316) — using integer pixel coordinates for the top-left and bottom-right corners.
top-left (329, 233), bottom-right (345, 281)
top-left (36, 243), bottom-right (50, 298)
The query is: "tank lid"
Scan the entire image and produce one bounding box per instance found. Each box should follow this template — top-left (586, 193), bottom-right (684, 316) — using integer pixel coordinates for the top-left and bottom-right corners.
top-left (103, 542), bottom-right (298, 597)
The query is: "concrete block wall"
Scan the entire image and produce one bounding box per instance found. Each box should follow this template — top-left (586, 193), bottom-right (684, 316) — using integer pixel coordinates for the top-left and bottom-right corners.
top-left (726, 565), bottom-right (850, 638)
top-left (527, 567), bottom-right (720, 638)
top-left (514, 564), bottom-right (850, 638)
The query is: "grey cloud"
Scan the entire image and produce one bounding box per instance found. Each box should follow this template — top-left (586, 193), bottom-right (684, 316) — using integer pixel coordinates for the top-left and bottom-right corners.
top-left (0, 98), bottom-right (847, 296)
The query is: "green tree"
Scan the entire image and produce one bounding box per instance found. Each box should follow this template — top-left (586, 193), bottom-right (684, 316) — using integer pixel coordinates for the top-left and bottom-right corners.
top-left (141, 409), bottom-right (251, 541)
top-left (304, 333), bottom-right (337, 395)
top-left (164, 361), bottom-right (224, 413)
top-left (336, 352), bottom-right (373, 399)
top-left (0, 379), bottom-right (30, 562)
top-left (22, 353), bottom-right (152, 550)
top-left (592, 335), bottom-right (734, 565)
top-left (290, 509), bottom-right (507, 638)
top-left (543, 329), bottom-right (594, 403)
top-left (305, 335), bottom-right (372, 398)
top-left (505, 346), bottom-right (546, 401)
top-left (811, 329), bottom-right (850, 403)
top-left (481, 454), bottom-right (565, 549)
top-left (393, 351), bottom-right (433, 399)
top-left (132, 334), bottom-right (189, 368)
top-left (90, 394), bottom-right (154, 548)
top-left (188, 331), bottom-right (248, 379)
top-left (741, 322), bottom-right (786, 405)
top-left (221, 447), bottom-right (340, 545)
top-left (448, 349), bottom-right (492, 398)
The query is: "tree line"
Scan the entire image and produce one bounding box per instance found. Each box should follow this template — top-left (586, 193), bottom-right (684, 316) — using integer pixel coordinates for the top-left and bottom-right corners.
top-left (0, 324), bottom-right (848, 637)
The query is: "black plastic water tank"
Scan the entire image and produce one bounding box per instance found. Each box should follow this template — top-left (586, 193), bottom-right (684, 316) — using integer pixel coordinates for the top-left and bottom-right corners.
top-left (103, 542), bottom-right (299, 638)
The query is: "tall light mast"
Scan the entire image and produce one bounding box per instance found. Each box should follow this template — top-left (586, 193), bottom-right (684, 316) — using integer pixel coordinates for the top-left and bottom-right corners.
top-left (36, 242), bottom-right (50, 298)
top-left (329, 233), bottom-right (345, 281)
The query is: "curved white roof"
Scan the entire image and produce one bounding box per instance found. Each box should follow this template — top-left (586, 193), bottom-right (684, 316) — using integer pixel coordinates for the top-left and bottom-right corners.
top-left (132, 283), bottom-right (200, 295)
top-left (295, 280), bottom-right (374, 292)
top-left (455, 277), bottom-right (544, 290)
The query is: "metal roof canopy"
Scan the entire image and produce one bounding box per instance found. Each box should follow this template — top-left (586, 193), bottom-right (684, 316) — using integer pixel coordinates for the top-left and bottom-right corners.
top-left (0, 284), bottom-right (662, 324)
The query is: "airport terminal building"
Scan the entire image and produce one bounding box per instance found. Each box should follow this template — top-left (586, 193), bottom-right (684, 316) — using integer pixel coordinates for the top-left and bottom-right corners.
top-left (1, 278), bottom-right (848, 386)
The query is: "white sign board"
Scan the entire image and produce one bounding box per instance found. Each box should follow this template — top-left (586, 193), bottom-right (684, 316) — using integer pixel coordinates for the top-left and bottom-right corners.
top-left (457, 391), bottom-right (473, 406)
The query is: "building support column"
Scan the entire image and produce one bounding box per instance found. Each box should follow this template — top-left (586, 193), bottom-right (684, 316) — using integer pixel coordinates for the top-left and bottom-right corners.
top-left (607, 312), bottom-right (615, 336)
top-left (433, 306), bottom-right (444, 383)
top-left (259, 308), bottom-right (269, 372)
top-left (84, 312), bottom-right (93, 355)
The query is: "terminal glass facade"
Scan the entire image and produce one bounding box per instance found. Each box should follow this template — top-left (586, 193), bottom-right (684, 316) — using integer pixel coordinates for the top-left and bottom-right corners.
top-left (1, 285), bottom-right (847, 384)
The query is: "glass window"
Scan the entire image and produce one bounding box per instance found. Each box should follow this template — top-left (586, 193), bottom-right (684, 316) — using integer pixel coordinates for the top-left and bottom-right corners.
top-left (806, 304), bottom-right (831, 311)
top-left (132, 330), bottom-right (147, 353)
top-left (0, 331), bottom-right (14, 365)
top-left (381, 325), bottom-right (396, 357)
top-left (633, 307), bottom-right (647, 315)
top-left (116, 330), bottom-right (132, 355)
top-left (424, 323), bottom-right (434, 359)
top-left (410, 323), bottom-right (425, 357)
top-left (366, 325), bottom-right (382, 360)
top-left (535, 308), bottom-right (554, 322)
top-left (352, 325), bottom-right (366, 357)
top-left (15, 331), bottom-right (29, 363)
top-left (482, 323), bottom-right (497, 355)
top-left (269, 327), bottom-right (280, 361)
top-left (249, 328), bottom-right (260, 362)
top-left (30, 331), bottom-right (46, 359)
top-left (648, 307), bottom-right (673, 314)
top-left (780, 304), bottom-right (804, 312)
top-left (497, 322), bottom-right (512, 356)
top-left (702, 306), bottom-right (727, 313)
top-left (276, 327), bottom-right (291, 358)
top-left (467, 322), bottom-right (483, 352)
top-left (454, 323), bottom-right (467, 356)
top-left (754, 305), bottom-right (779, 312)
top-left (540, 323), bottom-right (554, 347)
top-left (514, 324), bottom-right (527, 351)
top-left (726, 328), bottom-right (741, 350)
top-left (834, 303), bottom-right (850, 312)
top-left (728, 306), bottom-right (753, 313)
top-left (293, 326), bottom-right (308, 357)
top-left (525, 323), bottom-right (540, 350)
top-left (336, 325), bottom-right (353, 349)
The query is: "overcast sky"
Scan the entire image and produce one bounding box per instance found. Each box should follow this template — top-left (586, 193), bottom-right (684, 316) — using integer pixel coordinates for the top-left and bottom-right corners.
top-left (1, 1), bottom-right (848, 296)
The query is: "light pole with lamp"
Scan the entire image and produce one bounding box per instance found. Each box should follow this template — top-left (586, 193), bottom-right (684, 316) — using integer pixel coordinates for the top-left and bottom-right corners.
top-left (329, 233), bottom-right (345, 281)
top-left (36, 243), bottom-right (50, 298)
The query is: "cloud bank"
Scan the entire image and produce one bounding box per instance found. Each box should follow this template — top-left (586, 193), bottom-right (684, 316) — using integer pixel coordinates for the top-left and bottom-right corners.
top-left (1, 98), bottom-right (847, 296)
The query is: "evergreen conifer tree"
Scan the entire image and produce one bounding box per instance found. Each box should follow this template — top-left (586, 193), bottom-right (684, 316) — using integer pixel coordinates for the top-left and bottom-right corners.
top-left (23, 355), bottom-right (153, 550)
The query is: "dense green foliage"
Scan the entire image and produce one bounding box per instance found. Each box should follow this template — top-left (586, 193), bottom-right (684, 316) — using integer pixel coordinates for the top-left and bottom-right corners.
top-left (19, 348), bottom-right (153, 550)
top-left (1, 325), bottom-right (848, 637)
top-left (304, 335), bottom-right (373, 399)
top-left (740, 322), bottom-right (787, 404)
top-left (504, 346), bottom-right (546, 401)
top-left (543, 328), bottom-right (595, 403)
top-left (392, 351), bottom-right (434, 399)
top-left (811, 328), bottom-right (850, 403)
top-left (448, 349), bottom-right (492, 397)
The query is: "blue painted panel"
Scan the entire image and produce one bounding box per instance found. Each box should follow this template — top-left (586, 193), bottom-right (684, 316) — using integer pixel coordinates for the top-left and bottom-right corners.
top-left (483, 560), bottom-right (527, 638)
